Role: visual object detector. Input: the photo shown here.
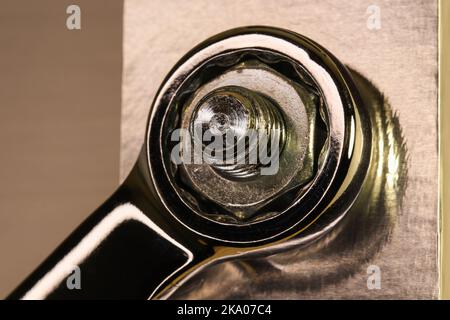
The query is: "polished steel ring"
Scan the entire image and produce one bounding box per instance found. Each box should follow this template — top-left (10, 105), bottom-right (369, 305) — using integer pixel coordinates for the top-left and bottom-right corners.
top-left (147, 27), bottom-right (371, 244)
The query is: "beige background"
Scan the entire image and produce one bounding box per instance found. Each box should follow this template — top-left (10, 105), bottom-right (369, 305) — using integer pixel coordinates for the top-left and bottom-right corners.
top-left (0, 1), bottom-right (123, 298)
top-left (121, 0), bottom-right (439, 298)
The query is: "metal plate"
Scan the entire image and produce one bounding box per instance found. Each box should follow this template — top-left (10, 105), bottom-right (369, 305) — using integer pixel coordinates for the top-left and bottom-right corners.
top-left (121, 0), bottom-right (438, 299)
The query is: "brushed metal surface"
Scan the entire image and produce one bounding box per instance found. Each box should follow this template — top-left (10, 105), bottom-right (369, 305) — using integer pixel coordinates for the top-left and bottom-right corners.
top-left (121, 0), bottom-right (438, 298)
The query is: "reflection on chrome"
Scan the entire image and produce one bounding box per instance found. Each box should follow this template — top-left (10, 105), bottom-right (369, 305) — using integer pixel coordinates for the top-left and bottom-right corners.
top-left (22, 204), bottom-right (193, 300)
top-left (169, 69), bottom-right (408, 299)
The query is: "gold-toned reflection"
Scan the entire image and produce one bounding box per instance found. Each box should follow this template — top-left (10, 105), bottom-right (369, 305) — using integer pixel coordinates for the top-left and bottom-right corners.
top-left (169, 69), bottom-right (408, 299)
